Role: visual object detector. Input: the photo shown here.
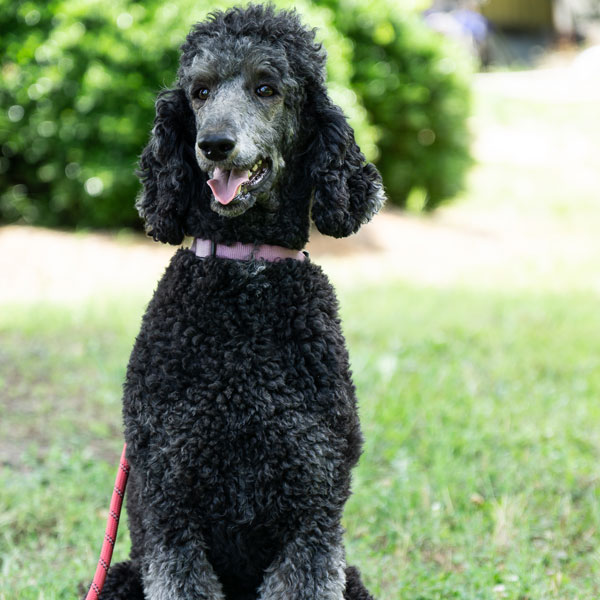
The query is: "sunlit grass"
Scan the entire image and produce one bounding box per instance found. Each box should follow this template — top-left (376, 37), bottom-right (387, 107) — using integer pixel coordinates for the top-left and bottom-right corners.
top-left (342, 284), bottom-right (600, 599)
top-left (464, 82), bottom-right (600, 230)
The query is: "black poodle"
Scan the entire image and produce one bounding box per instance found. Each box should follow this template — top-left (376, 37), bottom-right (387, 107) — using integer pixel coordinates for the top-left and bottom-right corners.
top-left (98, 5), bottom-right (385, 600)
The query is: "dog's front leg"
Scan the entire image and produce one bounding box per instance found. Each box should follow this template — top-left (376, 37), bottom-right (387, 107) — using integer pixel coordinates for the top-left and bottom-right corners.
top-left (258, 525), bottom-right (346, 600)
top-left (142, 541), bottom-right (225, 600)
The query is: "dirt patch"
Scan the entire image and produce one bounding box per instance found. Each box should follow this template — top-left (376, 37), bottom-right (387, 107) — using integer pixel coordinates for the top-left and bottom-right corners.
top-left (1, 201), bottom-right (598, 300)
top-left (1, 226), bottom-right (173, 303)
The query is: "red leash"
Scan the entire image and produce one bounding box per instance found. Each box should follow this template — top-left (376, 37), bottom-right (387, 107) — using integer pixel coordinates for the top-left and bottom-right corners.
top-left (85, 444), bottom-right (130, 600)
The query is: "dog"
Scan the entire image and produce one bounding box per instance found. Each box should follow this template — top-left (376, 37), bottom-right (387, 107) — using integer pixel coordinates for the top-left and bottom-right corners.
top-left (98, 5), bottom-right (385, 600)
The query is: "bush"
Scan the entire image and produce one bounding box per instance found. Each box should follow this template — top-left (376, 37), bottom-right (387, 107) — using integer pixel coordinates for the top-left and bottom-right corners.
top-left (0, 0), bottom-right (369, 230)
top-left (0, 0), bottom-right (472, 229)
top-left (0, 0), bottom-right (166, 229)
top-left (323, 0), bottom-right (474, 210)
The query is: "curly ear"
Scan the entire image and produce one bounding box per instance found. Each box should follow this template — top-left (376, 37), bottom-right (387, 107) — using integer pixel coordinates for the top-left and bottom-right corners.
top-left (136, 88), bottom-right (203, 244)
top-left (306, 89), bottom-right (385, 238)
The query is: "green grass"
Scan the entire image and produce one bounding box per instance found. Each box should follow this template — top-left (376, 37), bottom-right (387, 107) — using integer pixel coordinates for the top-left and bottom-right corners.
top-left (342, 285), bottom-right (600, 599)
top-left (0, 300), bottom-right (141, 599)
top-left (1, 285), bottom-right (600, 599)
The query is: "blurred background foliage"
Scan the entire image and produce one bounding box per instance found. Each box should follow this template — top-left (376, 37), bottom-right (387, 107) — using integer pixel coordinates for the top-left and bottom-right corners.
top-left (0, 0), bottom-right (473, 230)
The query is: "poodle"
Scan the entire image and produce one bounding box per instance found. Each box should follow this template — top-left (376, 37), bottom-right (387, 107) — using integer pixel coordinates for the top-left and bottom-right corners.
top-left (97, 5), bottom-right (385, 600)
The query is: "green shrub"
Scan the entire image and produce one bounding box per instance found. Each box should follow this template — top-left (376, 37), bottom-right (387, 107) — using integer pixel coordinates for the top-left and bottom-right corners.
top-left (0, 0), bottom-right (472, 229)
top-left (322, 0), bottom-right (474, 210)
top-left (0, 0), bottom-right (369, 229)
top-left (2, 1), bottom-right (147, 228)
top-left (1, 0), bottom-right (163, 229)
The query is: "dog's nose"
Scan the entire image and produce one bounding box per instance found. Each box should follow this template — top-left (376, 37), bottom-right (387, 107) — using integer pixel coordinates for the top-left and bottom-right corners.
top-left (198, 135), bottom-right (236, 162)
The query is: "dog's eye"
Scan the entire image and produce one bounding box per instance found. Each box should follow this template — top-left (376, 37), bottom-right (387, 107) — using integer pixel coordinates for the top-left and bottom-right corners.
top-left (195, 88), bottom-right (210, 101)
top-left (256, 85), bottom-right (275, 98)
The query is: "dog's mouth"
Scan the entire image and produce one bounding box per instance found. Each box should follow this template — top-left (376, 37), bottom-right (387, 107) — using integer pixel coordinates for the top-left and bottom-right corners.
top-left (207, 158), bottom-right (272, 207)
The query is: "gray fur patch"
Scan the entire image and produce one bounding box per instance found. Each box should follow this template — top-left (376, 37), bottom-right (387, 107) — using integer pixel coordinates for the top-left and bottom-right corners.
top-left (369, 182), bottom-right (387, 221)
top-left (258, 534), bottom-right (346, 600)
top-left (143, 544), bottom-right (225, 600)
top-left (185, 48), bottom-right (297, 218)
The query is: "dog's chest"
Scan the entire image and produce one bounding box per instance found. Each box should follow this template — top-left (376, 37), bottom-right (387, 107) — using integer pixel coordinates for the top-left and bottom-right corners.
top-left (124, 251), bottom-right (353, 519)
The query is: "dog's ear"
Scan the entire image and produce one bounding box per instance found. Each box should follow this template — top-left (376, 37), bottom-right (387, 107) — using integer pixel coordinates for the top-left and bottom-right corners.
top-left (136, 88), bottom-right (203, 244)
top-left (305, 88), bottom-right (385, 238)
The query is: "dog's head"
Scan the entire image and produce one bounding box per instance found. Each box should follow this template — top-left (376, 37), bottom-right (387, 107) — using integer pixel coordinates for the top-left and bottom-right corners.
top-left (137, 4), bottom-right (385, 247)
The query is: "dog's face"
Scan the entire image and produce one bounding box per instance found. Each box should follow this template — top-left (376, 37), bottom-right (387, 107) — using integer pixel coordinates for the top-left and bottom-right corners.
top-left (137, 6), bottom-right (384, 247)
top-left (180, 43), bottom-right (299, 218)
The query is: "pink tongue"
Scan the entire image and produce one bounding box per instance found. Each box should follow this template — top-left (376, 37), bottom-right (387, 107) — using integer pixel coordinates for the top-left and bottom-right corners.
top-left (207, 167), bottom-right (250, 205)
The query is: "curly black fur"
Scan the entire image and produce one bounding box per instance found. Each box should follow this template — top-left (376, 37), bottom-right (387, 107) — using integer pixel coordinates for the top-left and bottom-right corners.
top-left (96, 5), bottom-right (384, 600)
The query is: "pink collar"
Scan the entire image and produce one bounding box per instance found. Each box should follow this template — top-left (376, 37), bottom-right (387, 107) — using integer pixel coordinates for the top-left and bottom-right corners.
top-left (190, 238), bottom-right (307, 262)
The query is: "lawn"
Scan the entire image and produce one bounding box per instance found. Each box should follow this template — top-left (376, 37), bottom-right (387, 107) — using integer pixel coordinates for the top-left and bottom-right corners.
top-left (2, 76), bottom-right (600, 599)
top-left (2, 286), bottom-right (599, 599)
